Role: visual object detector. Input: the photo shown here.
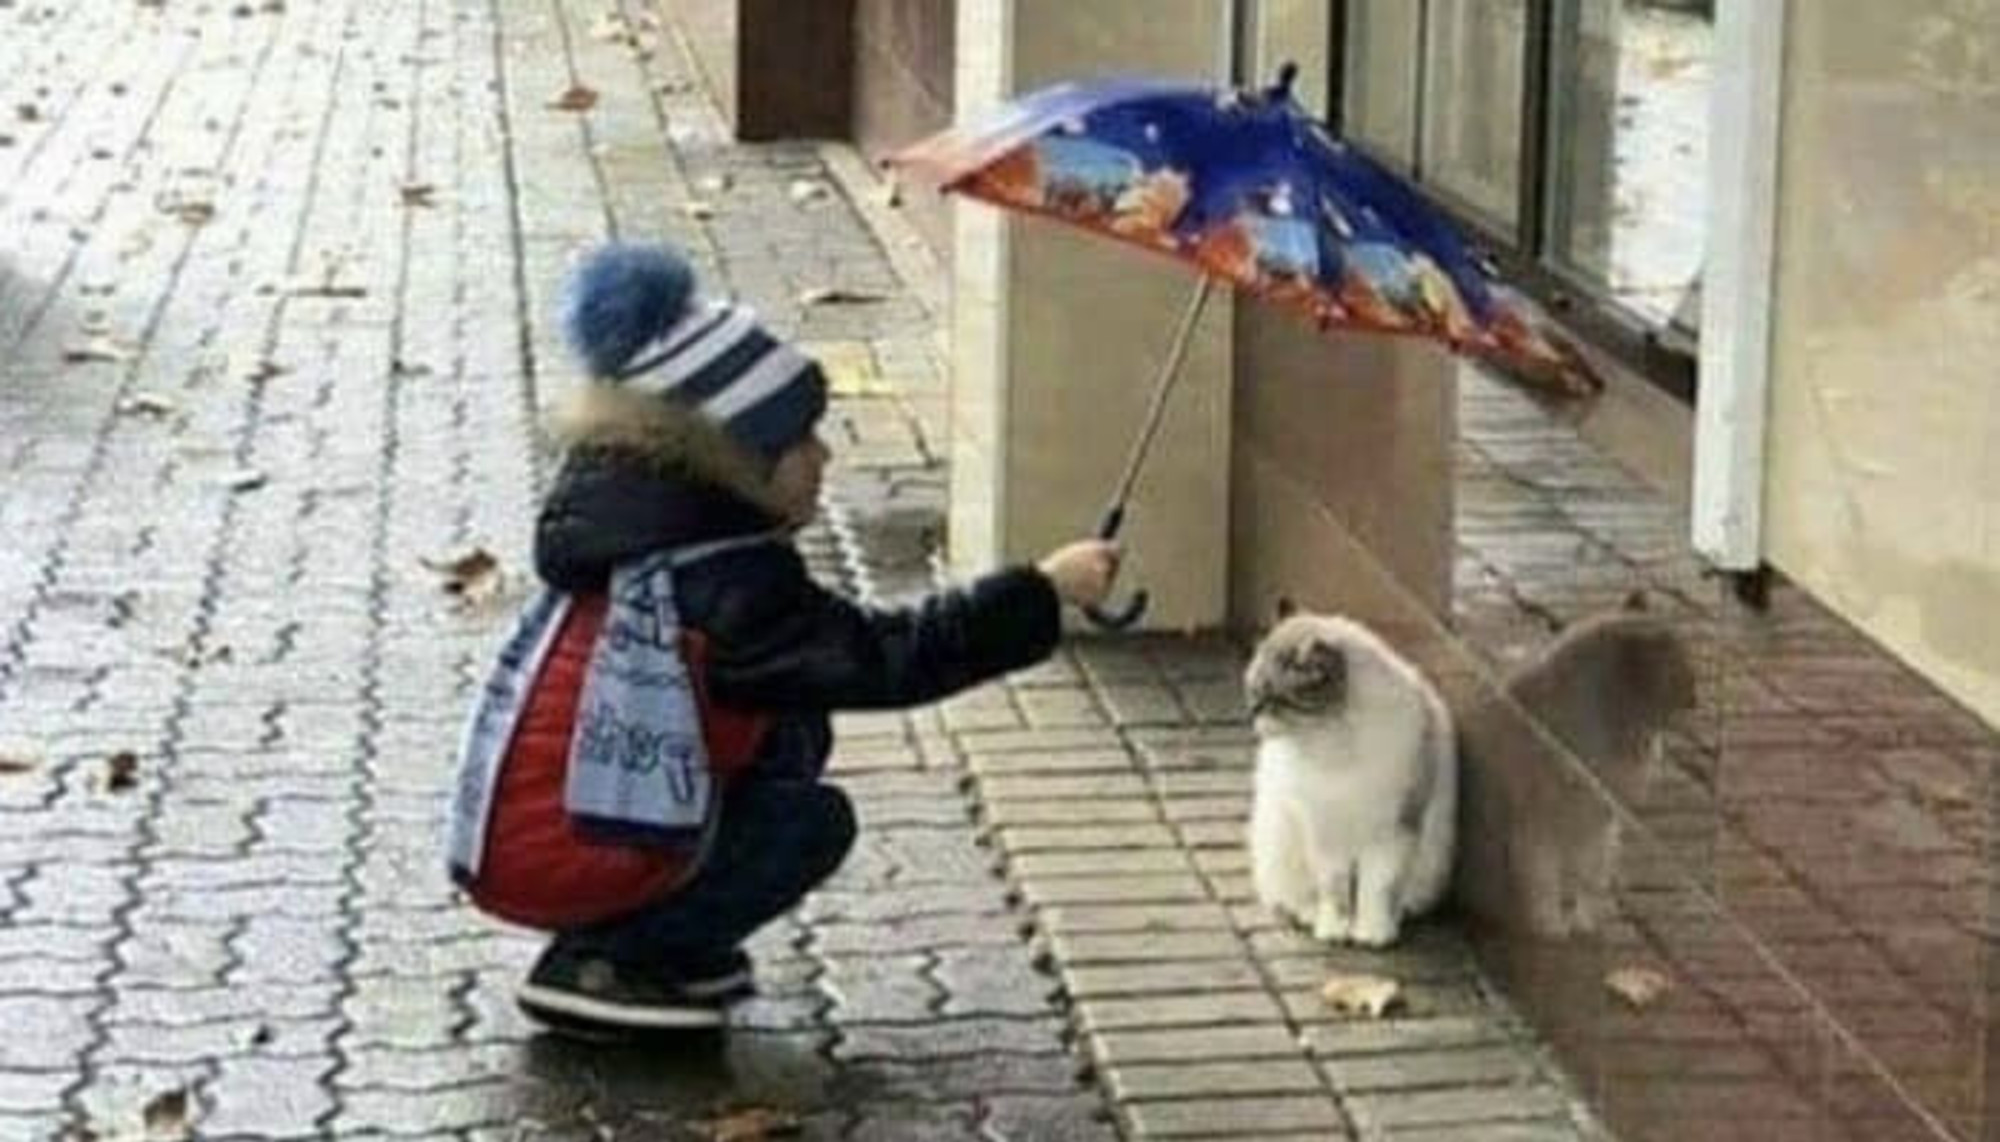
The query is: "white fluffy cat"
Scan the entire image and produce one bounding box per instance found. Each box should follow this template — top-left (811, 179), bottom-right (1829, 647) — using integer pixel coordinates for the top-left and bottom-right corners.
top-left (1245, 606), bottom-right (1456, 947)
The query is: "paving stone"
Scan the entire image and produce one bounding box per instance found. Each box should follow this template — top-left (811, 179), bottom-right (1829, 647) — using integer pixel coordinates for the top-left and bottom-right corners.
top-left (817, 954), bottom-right (939, 1023)
top-left (1009, 849), bottom-right (1195, 878)
top-left (932, 945), bottom-right (1059, 1018)
top-left (1282, 981), bottom-right (1492, 1024)
top-left (201, 1054), bottom-right (338, 1138)
top-left (1040, 903), bottom-right (1236, 935)
top-left (1077, 990), bottom-right (1287, 1033)
top-left (1047, 930), bottom-right (1247, 965)
top-left (811, 914), bottom-right (1021, 955)
top-left (1106, 1058), bottom-right (1324, 1102)
top-left (969, 748), bottom-right (1141, 775)
top-left (847, 1102), bottom-right (982, 1142)
top-left (1022, 874), bottom-right (1211, 906)
top-left (833, 1018), bottom-right (1069, 1062)
top-left (1302, 1017), bottom-right (1523, 1058)
top-left (1345, 1086), bottom-right (1576, 1131)
top-left (956, 727), bottom-right (1122, 755)
top-left (980, 773), bottom-right (1152, 802)
top-left (982, 1093), bottom-right (1120, 1142)
top-left (983, 798), bottom-right (1162, 826)
top-left (1013, 686), bottom-right (1109, 729)
top-left (1320, 1046), bottom-right (1545, 1092)
top-left (998, 823), bottom-right (1182, 853)
top-left (1063, 957), bottom-right (1268, 999)
top-left (1122, 1095), bottom-right (1349, 1138)
top-left (833, 1053), bottom-right (1082, 1102)
top-left (806, 885), bottom-right (1007, 924)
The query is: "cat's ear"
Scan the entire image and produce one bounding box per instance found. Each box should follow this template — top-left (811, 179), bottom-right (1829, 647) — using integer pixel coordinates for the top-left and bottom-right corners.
top-left (1623, 590), bottom-right (1650, 613)
top-left (1274, 596), bottom-right (1298, 622)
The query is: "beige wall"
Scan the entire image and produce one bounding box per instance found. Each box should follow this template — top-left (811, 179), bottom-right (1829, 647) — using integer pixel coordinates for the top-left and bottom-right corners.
top-left (950, 0), bottom-right (1234, 631)
top-left (1763, 0), bottom-right (2000, 726)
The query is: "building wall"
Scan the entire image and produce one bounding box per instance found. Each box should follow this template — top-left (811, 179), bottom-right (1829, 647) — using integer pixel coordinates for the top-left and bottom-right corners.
top-left (1763, 0), bottom-right (2000, 728)
top-left (853, 0), bottom-right (956, 259)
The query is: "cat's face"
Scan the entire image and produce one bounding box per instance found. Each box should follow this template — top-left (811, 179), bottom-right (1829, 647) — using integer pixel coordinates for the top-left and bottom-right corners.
top-left (1244, 616), bottom-right (1350, 725)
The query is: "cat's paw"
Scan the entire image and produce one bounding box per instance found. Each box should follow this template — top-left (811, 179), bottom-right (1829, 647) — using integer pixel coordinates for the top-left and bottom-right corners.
top-left (1311, 898), bottom-right (1352, 944)
top-left (1349, 914), bottom-right (1401, 948)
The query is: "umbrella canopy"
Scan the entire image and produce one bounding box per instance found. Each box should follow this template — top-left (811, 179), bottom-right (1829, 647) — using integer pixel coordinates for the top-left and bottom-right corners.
top-left (895, 68), bottom-right (1601, 396)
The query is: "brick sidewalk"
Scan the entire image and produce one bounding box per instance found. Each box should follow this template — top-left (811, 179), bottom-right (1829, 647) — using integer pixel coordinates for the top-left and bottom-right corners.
top-left (0, 0), bottom-right (1104, 1137)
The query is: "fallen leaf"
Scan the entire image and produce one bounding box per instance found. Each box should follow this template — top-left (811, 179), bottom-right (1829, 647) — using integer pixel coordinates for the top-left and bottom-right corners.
top-left (797, 287), bottom-right (888, 307)
top-left (221, 469), bottom-right (268, 493)
top-left (696, 1107), bottom-right (802, 1142)
top-left (230, 1), bottom-right (253, 14)
top-left (105, 751), bottom-right (140, 793)
top-left (116, 393), bottom-right (178, 417)
top-left (548, 84), bottom-right (599, 112)
top-left (63, 336), bottom-right (133, 364)
top-left (241, 357), bottom-right (287, 383)
top-left (787, 179), bottom-right (828, 205)
top-left (1320, 973), bottom-right (1403, 1019)
top-left (398, 182), bottom-right (437, 208)
top-left (17, 103), bottom-right (39, 122)
top-left (682, 200), bottom-right (717, 221)
top-left (170, 201), bottom-right (215, 226)
top-left (141, 1085), bottom-right (189, 1136)
top-left (0, 753), bottom-right (37, 775)
top-left (1605, 966), bottom-right (1671, 1010)
top-left (421, 547), bottom-right (504, 602)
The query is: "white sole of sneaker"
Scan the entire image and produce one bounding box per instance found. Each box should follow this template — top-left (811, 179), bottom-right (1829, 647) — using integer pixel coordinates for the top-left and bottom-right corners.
top-left (680, 969), bottom-right (754, 1001)
top-left (516, 984), bottom-right (725, 1031)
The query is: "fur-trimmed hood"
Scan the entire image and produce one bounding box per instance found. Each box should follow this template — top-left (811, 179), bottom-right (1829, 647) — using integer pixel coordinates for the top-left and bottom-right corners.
top-left (535, 385), bottom-right (792, 591)
top-left (548, 383), bottom-right (784, 515)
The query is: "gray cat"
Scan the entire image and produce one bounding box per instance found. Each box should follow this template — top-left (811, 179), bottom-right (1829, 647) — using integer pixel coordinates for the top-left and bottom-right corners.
top-left (1457, 594), bottom-right (1698, 939)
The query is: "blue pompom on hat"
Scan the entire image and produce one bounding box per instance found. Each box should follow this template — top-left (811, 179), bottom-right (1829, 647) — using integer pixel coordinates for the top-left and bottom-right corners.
top-left (561, 242), bottom-right (827, 459)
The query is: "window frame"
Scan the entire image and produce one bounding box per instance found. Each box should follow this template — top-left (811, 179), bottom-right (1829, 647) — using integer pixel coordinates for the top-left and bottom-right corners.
top-left (1325, 0), bottom-right (1700, 402)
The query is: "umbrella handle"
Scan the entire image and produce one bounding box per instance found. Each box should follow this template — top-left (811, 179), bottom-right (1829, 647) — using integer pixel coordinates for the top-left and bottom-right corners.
top-left (1082, 504), bottom-right (1149, 631)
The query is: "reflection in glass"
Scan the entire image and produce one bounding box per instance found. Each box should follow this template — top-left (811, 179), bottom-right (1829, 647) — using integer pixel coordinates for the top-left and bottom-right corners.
top-left (1340, 0), bottom-right (1424, 169)
top-left (1546, 0), bottom-right (1712, 333)
top-left (1420, 0), bottom-right (1529, 231)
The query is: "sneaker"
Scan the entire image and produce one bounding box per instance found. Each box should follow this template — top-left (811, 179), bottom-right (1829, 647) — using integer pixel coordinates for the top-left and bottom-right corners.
top-left (516, 943), bottom-right (724, 1035)
top-left (672, 947), bottom-right (756, 1002)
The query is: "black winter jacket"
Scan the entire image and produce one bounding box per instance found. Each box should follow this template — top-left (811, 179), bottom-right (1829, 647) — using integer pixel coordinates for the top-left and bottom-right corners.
top-left (535, 388), bottom-right (1061, 780)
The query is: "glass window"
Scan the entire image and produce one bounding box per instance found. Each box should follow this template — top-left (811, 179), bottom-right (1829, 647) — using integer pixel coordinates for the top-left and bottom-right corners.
top-left (1546, 0), bottom-right (1712, 334)
top-left (1420, 0), bottom-right (1531, 232)
top-left (1340, 0), bottom-right (1425, 170)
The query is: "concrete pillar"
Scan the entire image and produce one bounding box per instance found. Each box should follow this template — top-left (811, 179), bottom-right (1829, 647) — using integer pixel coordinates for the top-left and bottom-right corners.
top-left (949, 0), bottom-right (1235, 632)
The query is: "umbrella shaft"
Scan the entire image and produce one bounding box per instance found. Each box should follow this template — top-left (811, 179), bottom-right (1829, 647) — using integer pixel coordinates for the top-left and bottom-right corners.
top-left (1109, 276), bottom-right (1216, 516)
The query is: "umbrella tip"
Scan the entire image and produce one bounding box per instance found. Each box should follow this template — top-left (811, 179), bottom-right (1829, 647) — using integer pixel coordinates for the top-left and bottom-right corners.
top-left (1269, 62), bottom-right (1300, 101)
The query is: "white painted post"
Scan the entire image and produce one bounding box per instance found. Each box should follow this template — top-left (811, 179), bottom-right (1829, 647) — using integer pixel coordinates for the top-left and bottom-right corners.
top-left (1691, 0), bottom-right (1788, 570)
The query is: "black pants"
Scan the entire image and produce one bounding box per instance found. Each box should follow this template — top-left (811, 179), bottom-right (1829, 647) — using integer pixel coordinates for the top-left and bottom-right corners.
top-left (565, 777), bottom-right (856, 970)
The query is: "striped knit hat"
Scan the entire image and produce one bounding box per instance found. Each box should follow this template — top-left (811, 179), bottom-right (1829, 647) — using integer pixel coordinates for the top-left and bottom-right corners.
top-left (561, 243), bottom-right (827, 460)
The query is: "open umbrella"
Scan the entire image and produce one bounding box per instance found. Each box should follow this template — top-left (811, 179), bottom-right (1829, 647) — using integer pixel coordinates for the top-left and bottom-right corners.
top-left (894, 65), bottom-right (1600, 629)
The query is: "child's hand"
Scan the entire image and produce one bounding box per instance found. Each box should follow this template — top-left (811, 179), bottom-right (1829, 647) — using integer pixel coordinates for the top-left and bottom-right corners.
top-left (1038, 540), bottom-right (1123, 608)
